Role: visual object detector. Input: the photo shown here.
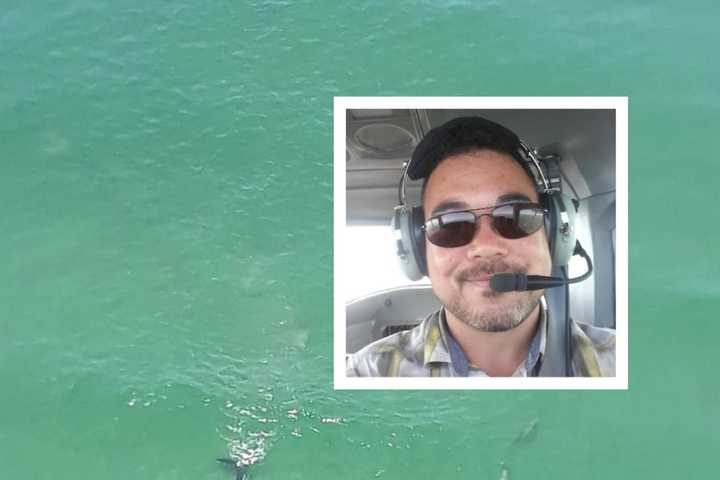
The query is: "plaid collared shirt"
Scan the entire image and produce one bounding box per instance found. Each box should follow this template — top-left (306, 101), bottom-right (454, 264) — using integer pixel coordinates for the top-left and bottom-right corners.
top-left (346, 302), bottom-right (615, 377)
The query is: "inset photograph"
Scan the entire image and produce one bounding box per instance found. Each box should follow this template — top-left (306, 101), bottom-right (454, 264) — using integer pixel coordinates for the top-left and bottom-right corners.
top-left (334, 98), bottom-right (627, 389)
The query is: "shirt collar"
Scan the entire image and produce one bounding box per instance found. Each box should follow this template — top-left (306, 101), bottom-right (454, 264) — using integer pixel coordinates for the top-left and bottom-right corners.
top-left (438, 298), bottom-right (548, 377)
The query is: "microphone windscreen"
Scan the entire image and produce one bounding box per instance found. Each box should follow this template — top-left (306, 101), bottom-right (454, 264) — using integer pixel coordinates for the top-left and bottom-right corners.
top-left (490, 273), bottom-right (520, 293)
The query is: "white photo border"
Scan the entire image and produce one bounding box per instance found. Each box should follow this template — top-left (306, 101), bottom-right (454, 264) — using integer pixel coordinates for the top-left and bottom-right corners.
top-left (334, 97), bottom-right (629, 390)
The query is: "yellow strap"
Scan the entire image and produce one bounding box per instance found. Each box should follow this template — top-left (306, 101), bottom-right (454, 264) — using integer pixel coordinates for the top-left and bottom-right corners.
top-left (424, 323), bottom-right (441, 361)
top-left (425, 323), bottom-right (442, 377)
top-left (576, 336), bottom-right (602, 377)
top-left (388, 350), bottom-right (402, 377)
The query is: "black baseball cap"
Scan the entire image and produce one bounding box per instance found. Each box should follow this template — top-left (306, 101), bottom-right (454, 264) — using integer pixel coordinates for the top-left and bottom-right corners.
top-left (407, 116), bottom-right (526, 181)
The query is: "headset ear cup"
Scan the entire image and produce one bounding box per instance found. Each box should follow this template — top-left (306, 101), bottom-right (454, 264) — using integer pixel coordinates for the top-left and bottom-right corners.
top-left (547, 192), bottom-right (577, 266)
top-left (410, 207), bottom-right (427, 276)
top-left (541, 192), bottom-right (555, 258)
top-left (391, 205), bottom-right (426, 281)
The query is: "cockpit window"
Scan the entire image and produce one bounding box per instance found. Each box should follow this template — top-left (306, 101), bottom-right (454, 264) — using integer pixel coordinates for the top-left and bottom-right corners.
top-left (345, 225), bottom-right (431, 301)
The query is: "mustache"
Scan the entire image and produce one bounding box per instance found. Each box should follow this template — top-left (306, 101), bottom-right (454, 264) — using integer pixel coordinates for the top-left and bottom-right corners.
top-left (457, 261), bottom-right (527, 281)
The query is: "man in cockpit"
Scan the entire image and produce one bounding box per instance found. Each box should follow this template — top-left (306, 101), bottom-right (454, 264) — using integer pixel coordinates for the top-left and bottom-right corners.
top-left (346, 116), bottom-right (615, 377)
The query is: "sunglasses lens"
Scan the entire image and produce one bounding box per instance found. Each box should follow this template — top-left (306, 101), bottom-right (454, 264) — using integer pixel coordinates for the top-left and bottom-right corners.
top-left (492, 204), bottom-right (545, 239)
top-left (426, 212), bottom-right (476, 247)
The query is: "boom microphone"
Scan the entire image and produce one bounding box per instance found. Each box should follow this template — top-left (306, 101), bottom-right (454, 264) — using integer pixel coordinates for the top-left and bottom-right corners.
top-left (490, 273), bottom-right (567, 292)
top-left (490, 241), bottom-right (593, 293)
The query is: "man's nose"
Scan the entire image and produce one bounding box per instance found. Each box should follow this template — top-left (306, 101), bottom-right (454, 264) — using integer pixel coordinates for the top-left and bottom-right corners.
top-left (465, 215), bottom-right (509, 259)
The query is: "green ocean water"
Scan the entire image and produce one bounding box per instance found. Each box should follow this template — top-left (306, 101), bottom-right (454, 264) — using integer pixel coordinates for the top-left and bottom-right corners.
top-left (1, 1), bottom-right (718, 478)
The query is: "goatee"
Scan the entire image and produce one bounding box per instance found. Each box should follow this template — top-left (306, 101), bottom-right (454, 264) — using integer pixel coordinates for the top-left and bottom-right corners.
top-left (450, 260), bottom-right (539, 332)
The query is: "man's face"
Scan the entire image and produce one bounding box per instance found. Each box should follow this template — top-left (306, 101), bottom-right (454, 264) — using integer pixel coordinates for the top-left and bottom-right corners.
top-left (423, 149), bottom-right (552, 332)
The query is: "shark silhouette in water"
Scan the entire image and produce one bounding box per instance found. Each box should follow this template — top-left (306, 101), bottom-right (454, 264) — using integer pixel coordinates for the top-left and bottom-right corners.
top-left (217, 458), bottom-right (249, 480)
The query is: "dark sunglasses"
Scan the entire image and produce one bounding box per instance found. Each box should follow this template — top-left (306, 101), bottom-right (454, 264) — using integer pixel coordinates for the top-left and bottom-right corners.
top-left (423, 202), bottom-right (546, 247)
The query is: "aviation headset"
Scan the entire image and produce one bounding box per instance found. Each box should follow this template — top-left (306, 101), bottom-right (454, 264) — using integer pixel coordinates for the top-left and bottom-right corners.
top-left (392, 116), bottom-right (578, 281)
